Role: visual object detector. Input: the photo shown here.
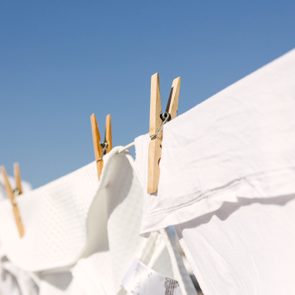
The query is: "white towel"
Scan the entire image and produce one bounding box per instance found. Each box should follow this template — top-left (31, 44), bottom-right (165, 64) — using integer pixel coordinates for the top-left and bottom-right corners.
top-left (0, 177), bottom-right (34, 295)
top-left (0, 159), bottom-right (99, 271)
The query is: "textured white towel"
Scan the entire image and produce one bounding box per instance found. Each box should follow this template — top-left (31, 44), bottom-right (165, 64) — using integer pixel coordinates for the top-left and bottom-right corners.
top-left (0, 145), bottom-right (122, 272)
top-left (0, 177), bottom-right (34, 295)
top-left (0, 159), bottom-right (98, 271)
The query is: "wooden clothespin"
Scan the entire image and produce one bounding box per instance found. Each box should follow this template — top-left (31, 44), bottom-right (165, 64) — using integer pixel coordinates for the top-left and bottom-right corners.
top-left (147, 73), bottom-right (181, 194)
top-left (90, 113), bottom-right (112, 179)
top-left (1, 164), bottom-right (25, 237)
top-left (14, 162), bottom-right (23, 195)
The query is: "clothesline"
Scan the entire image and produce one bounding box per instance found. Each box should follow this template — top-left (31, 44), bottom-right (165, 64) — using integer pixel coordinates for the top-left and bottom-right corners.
top-left (0, 48), bottom-right (295, 295)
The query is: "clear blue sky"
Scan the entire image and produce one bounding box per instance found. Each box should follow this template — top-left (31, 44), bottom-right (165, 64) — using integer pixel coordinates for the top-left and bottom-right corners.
top-left (0, 0), bottom-right (294, 187)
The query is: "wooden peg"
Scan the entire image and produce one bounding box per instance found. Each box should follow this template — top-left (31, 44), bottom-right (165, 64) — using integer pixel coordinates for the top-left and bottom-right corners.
top-left (1, 166), bottom-right (25, 238)
top-left (90, 114), bottom-right (103, 179)
top-left (147, 74), bottom-right (181, 194)
top-left (148, 73), bottom-right (162, 194)
top-left (167, 77), bottom-right (181, 120)
top-left (105, 114), bottom-right (112, 153)
top-left (14, 162), bottom-right (23, 195)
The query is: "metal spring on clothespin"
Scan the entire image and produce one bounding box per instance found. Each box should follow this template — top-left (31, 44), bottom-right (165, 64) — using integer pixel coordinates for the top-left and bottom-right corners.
top-left (147, 73), bottom-right (181, 194)
top-left (1, 163), bottom-right (25, 238)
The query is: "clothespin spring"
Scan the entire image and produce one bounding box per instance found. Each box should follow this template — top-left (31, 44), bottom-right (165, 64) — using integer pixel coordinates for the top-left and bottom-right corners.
top-left (150, 111), bottom-right (171, 140)
top-left (100, 141), bottom-right (109, 156)
top-left (95, 142), bottom-right (109, 164)
top-left (13, 188), bottom-right (21, 196)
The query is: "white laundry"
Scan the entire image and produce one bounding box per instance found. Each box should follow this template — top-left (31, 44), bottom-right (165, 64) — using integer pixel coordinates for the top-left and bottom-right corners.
top-left (135, 49), bottom-right (295, 294)
top-left (35, 271), bottom-right (73, 295)
top-left (0, 159), bottom-right (99, 272)
top-left (135, 48), bottom-right (295, 233)
top-left (0, 149), bottom-right (190, 294)
top-left (0, 176), bottom-right (33, 295)
top-left (121, 259), bottom-right (181, 295)
top-left (178, 196), bottom-right (295, 295)
top-left (70, 150), bottom-right (188, 295)
top-left (70, 232), bottom-right (190, 295)
top-left (0, 256), bottom-right (38, 295)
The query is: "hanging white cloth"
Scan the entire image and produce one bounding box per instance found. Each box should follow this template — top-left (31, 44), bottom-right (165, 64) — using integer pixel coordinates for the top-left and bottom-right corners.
top-left (69, 150), bottom-right (191, 294)
top-left (177, 196), bottom-right (295, 295)
top-left (0, 159), bottom-right (99, 271)
top-left (135, 49), bottom-right (295, 294)
top-left (0, 175), bottom-right (33, 295)
top-left (0, 148), bottom-right (193, 294)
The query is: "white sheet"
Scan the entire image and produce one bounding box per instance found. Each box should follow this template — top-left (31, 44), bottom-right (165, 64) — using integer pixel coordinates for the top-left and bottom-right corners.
top-left (135, 48), bottom-right (295, 233)
top-left (178, 196), bottom-right (295, 295)
top-left (135, 49), bottom-right (295, 295)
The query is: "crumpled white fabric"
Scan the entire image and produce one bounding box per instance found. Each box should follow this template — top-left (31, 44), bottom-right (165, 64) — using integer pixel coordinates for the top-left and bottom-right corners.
top-left (0, 256), bottom-right (38, 295)
top-left (0, 149), bottom-right (191, 294)
top-left (135, 48), bottom-right (295, 233)
top-left (121, 259), bottom-right (181, 295)
top-left (69, 150), bottom-right (183, 294)
top-left (70, 231), bottom-right (190, 295)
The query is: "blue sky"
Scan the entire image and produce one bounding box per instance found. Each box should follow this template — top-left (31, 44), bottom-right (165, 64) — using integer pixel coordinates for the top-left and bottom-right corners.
top-left (0, 0), bottom-right (294, 187)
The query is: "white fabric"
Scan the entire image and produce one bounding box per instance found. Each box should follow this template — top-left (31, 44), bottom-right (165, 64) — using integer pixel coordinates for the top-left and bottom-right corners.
top-left (36, 272), bottom-right (73, 295)
top-left (0, 256), bottom-right (38, 295)
top-left (162, 227), bottom-right (196, 295)
top-left (135, 48), bottom-right (295, 233)
top-left (0, 159), bottom-right (99, 271)
top-left (178, 196), bottom-right (295, 295)
top-left (134, 49), bottom-right (295, 294)
top-left (0, 148), bottom-right (138, 273)
top-left (0, 177), bottom-right (33, 295)
top-left (85, 149), bottom-right (146, 293)
top-left (70, 253), bottom-right (112, 295)
top-left (121, 259), bottom-right (181, 295)
top-left (71, 233), bottom-right (184, 295)
top-left (0, 149), bottom-right (191, 294)
top-left (70, 151), bottom-right (184, 294)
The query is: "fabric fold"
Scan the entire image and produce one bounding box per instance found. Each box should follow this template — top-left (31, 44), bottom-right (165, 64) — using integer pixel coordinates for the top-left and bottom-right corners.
top-left (135, 48), bottom-right (295, 233)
